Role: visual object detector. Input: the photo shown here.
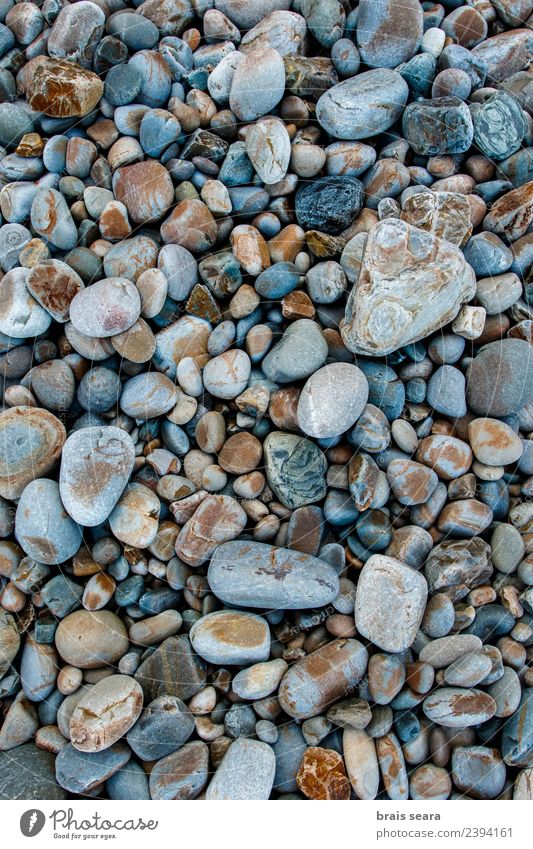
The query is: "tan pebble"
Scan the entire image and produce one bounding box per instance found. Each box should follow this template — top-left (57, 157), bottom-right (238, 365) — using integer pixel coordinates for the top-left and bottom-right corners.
top-left (55, 611), bottom-right (128, 669)
top-left (129, 610), bottom-right (182, 647)
top-left (218, 432), bottom-right (262, 475)
top-left (268, 224), bottom-right (305, 263)
top-left (57, 666), bottom-right (83, 696)
top-left (231, 225), bottom-right (271, 275)
top-left (161, 199), bottom-right (217, 253)
top-left (70, 674), bottom-right (143, 753)
top-left (82, 572), bottom-right (116, 612)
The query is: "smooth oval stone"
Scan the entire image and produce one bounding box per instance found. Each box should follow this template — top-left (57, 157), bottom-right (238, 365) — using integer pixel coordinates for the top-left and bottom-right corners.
top-left (120, 372), bottom-right (178, 419)
top-left (295, 176), bottom-right (363, 235)
top-left (354, 555), bottom-right (428, 652)
top-left (69, 277), bottom-right (141, 338)
top-left (377, 733), bottom-right (408, 800)
top-left (264, 431), bottom-right (327, 509)
top-left (70, 675), bottom-right (143, 753)
top-left (109, 482), bottom-right (160, 548)
top-left (422, 687), bottom-right (497, 728)
top-left (55, 610), bottom-right (129, 669)
top-left (262, 319), bottom-right (328, 383)
top-left (443, 651), bottom-right (493, 687)
top-left (246, 117), bottom-right (290, 185)
top-left (232, 659), bottom-right (288, 700)
top-left (229, 47), bottom-right (285, 121)
top-left (0, 406), bottom-right (65, 500)
top-left (206, 738), bottom-right (275, 801)
top-left (387, 459), bottom-right (439, 507)
top-left (127, 695), bottom-right (194, 761)
top-left (467, 339), bottom-right (533, 416)
top-left (278, 638), bottom-right (368, 720)
top-left (296, 363), bottom-right (368, 439)
top-left (0, 267), bottom-right (52, 339)
top-left (416, 435), bottom-right (472, 480)
top-left (59, 426), bottom-right (135, 527)
top-left (368, 653), bottom-right (406, 706)
top-left (0, 744), bottom-right (67, 799)
top-left (15, 479), bottom-right (82, 565)
top-left (190, 610), bottom-right (270, 665)
top-left (20, 633), bottom-right (57, 703)
top-left (316, 69), bottom-right (408, 140)
top-left (452, 746), bottom-right (506, 800)
top-left (149, 740), bottom-right (209, 800)
top-left (487, 667), bottom-right (522, 718)
top-left (343, 729), bottom-right (379, 800)
top-left (202, 349), bottom-right (251, 399)
top-left (113, 161), bottom-right (175, 225)
top-left (357, 0), bottom-right (423, 68)
top-left (55, 742), bottom-right (130, 795)
top-left (419, 635), bottom-right (483, 668)
top-left (208, 541), bottom-right (339, 609)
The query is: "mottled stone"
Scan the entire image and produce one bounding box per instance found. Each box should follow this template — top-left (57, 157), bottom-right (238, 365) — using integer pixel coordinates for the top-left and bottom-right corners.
top-left (295, 176), bottom-right (363, 235)
top-left (70, 675), bottom-right (143, 753)
top-left (175, 494), bottom-right (247, 567)
top-left (149, 741), bottom-right (209, 800)
top-left (55, 742), bottom-right (130, 795)
top-left (246, 118), bottom-right (290, 185)
top-left (341, 219), bottom-right (476, 357)
top-left (278, 639), bottom-right (368, 720)
top-left (59, 427), bottom-right (135, 527)
top-left (70, 278), bottom-right (141, 338)
top-left (0, 406), bottom-right (65, 500)
top-left (422, 688), bottom-right (497, 728)
top-left (208, 541), bottom-right (339, 609)
top-left (401, 191), bottom-right (472, 247)
top-left (0, 744), bottom-right (67, 799)
top-left (296, 746), bottom-right (350, 800)
top-left (264, 431), bottom-right (327, 509)
top-left (356, 0), bottom-right (423, 68)
top-left (27, 260), bottom-right (84, 323)
top-left (135, 635), bottom-right (206, 702)
top-left (113, 161), bottom-right (175, 225)
top-left (26, 58), bottom-right (103, 118)
top-left (403, 97), bottom-right (474, 156)
top-left (354, 555), bottom-right (428, 652)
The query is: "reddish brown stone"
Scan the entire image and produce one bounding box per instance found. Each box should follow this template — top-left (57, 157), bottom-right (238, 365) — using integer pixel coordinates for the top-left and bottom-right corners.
top-left (114, 161), bottom-right (175, 225)
top-left (26, 58), bottom-right (103, 118)
top-left (161, 199), bottom-right (217, 253)
top-left (296, 747), bottom-right (351, 800)
top-left (218, 433), bottom-right (263, 475)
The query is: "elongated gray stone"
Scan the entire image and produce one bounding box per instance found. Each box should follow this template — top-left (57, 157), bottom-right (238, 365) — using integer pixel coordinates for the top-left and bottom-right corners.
top-left (208, 541), bottom-right (339, 609)
top-left (341, 219), bottom-right (476, 357)
top-left (316, 69), bottom-right (408, 140)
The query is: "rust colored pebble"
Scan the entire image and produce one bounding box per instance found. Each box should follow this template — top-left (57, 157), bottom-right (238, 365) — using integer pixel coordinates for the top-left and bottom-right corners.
top-left (268, 386), bottom-right (301, 431)
top-left (281, 290), bottom-right (316, 319)
top-left (26, 57), bottom-right (103, 118)
top-left (111, 318), bottom-right (156, 364)
top-left (161, 199), bottom-right (217, 253)
top-left (174, 494), bottom-right (247, 567)
top-left (27, 260), bottom-right (84, 323)
top-left (296, 747), bottom-right (351, 800)
top-left (416, 434), bottom-right (473, 480)
top-left (113, 161), bottom-right (175, 225)
top-left (218, 432), bottom-right (263, 475)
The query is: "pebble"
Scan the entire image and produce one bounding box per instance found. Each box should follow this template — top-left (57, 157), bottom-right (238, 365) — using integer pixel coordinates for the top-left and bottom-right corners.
top-left (149, 741), bottom-right (209, 800)
top-left (341, 219), bottom-right (476, 357)
top-left (206, 738), bottom-right (275, 800)
top-left (55, 610), bottom-right (128, 669)
top-left (278, 639), bottom-right (368, 720)
top-left (70, 675), bottom-right (143, 753)
top-left (208, 540), bottom-right (339, 610)
top-left (0, 0), bottom-right (530, 806)
top-left (190, 610), bottom-right (271, 666)
top-left (59, 427), bottom-right (135, 527)
top-left (355, 555), bottom-right (428, 652)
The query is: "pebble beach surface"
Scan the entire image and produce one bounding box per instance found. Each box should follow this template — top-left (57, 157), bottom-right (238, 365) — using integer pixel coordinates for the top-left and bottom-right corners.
top-left (0, 0), bottom-right (533, 803)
